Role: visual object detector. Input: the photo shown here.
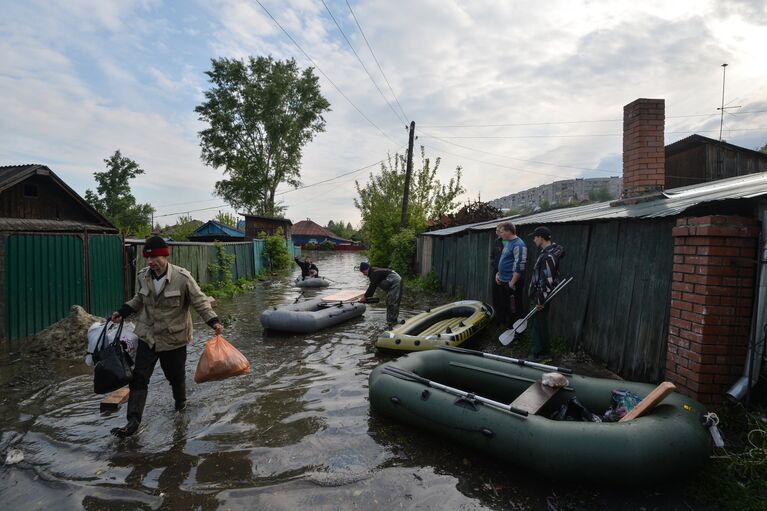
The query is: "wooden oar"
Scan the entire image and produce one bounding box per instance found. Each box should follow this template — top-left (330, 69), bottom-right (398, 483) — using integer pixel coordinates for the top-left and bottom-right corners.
top-left (499, 276), bottom-right (573, 346)
top-left (440, 345), bottom-right (573, 374)
top-left (381, 365), bottom-right (529, 417)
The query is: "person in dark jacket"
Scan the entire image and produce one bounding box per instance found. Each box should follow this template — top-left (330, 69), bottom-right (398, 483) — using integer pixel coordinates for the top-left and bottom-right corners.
top-left (527, 226), bottom-right (564, 362)
top-left (359, 262), bottom-right (402, 328)
top-left (110, 236), bottom-right (223, 438)
top-left (294, 257), bottom-right (319, 279)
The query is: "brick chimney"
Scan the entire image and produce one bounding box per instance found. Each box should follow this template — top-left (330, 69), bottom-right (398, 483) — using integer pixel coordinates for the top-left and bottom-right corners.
top-left (622, 98), bottom-right (665, 198)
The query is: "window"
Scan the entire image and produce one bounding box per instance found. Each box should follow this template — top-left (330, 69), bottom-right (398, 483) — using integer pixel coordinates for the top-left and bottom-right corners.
top-left (23, 183), bottom-right (38, 198)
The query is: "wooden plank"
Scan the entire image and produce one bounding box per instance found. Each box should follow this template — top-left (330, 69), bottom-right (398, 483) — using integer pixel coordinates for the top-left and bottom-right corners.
top-left (619, 381), bottom-right (676, 422)
top-left (510, 381), bottom-right (561, 415)
top-left (321, 290), bottom-right (366, 303)
top-left (100, 387), bottom-right (130, 412)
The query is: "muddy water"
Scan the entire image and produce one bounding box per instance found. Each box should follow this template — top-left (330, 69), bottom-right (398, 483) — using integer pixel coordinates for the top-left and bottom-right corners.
top-left (1, 252), bottom-right (700, 510)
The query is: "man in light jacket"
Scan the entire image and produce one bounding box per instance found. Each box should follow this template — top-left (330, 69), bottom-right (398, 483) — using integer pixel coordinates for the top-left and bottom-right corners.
top-left (110, 236), bottom-right (223, 437)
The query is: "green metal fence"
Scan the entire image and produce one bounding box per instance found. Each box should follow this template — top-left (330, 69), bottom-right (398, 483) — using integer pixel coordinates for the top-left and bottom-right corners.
top-left (4, 234), bottom-right (85, 340)
top-left (88, 234), bottom-right (125, 317)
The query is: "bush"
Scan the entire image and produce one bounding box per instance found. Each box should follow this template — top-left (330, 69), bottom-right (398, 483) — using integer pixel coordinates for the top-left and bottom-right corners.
top-left (319, 240), bottom-right (335, 250)
top-left (409, 271), bottom-right (441, 292)
top-left (263, 228), bottom-right (291, 271)
top-left (304, 242), bottom-right (319, 250)
top-left (389, 228), bottom-right (417, 277)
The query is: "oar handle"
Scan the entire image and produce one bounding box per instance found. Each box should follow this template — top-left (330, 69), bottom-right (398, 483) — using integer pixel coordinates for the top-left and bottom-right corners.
top-left (381, 366), bottom-right (528, 417)
top-left (438, 345), bottom-right (573, 374)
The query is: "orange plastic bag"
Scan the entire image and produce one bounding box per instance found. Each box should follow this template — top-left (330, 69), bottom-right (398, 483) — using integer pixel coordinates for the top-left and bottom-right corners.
top-left (194, 335), bottom-right (250, 383)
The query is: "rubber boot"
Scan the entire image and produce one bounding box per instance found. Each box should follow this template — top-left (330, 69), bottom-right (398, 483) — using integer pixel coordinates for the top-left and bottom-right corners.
top-left (111, 419), bottom-right (140, 437)
top-left (172, 382), bottom-right (186, 412)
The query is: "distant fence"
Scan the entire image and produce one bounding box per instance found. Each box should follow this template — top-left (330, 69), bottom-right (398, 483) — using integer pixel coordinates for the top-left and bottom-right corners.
top-left (125, 238), bottom-right (300, 297)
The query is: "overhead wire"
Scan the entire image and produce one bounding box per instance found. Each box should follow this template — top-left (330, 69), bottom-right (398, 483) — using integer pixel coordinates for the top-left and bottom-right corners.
top-left (418, 109), bottom-right (767, 128)
top-left (254, 0), bottom-right (399, 146)
top-left (345, 0), bottom-right (408, 122)
top-left (418, 127), bottom-right (767, 139)
top-left (320, 0), bottom-right (406, 126)
top-left (418, 128), bottom-right (617, 174)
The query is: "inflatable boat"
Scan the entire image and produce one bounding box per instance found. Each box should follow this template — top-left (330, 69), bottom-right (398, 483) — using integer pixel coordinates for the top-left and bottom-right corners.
top-left (376, 300), bottom-right (493, 351)
top-left (260, 297), bottom-right (365, 333)
top-left (368, 347), bottom-right (712, 485)
top-left (294, 276), bottom-right (330, 288)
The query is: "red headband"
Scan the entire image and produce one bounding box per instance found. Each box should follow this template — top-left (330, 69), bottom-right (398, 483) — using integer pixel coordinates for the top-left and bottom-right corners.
top-left (143, 247), bottom-right (171, 258)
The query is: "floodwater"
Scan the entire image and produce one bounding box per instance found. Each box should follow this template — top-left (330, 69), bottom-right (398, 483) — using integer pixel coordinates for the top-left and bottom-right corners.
top-left (1, 252), bottom-right (706, 510)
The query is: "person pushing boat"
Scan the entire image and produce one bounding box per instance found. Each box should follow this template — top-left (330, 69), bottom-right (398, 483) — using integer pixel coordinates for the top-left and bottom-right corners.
top-left (358, 262), bottom-right (402, 329)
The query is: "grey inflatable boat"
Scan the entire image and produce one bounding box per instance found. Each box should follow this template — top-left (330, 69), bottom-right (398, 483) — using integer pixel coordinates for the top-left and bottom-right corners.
top-left (260, 297), bottom-right (366, 333)
top-left (294, 276), bottom-right (330, 288)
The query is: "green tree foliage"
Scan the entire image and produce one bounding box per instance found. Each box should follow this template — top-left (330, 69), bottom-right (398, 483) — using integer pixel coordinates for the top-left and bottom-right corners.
top-left (758, 141), bottom-right (767, 154)
top-left (214, 210), bottom-right (239, 228)
top-left (263, 228), bottom-right (291, 271)
top-left (389, 228), bottom-right (417, 277)
top-left (170, 214), bottom-right (197, 241)
top-left (440, 199), bottom-right (502, 228)
top-left (588, 187), bottom-right (613, 202)
top-left (84, 150), bottom-right (154, 234)
top-left (325, 219), bottom-right (357, 239)
top-left (354, 147), bottom-right (464, 266)
top-left (196, 56), bottom-right (331, 216)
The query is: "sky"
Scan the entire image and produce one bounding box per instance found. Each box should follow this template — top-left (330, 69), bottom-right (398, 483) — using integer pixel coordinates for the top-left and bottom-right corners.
top-left (2, 0), bottom-right (767, 228)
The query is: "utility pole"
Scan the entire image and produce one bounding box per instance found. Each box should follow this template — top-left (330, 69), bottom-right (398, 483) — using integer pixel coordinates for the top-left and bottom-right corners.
top-left (718, 63), bottom-right (728, 142)
top-left (401, 121), bottom-right (415, 229)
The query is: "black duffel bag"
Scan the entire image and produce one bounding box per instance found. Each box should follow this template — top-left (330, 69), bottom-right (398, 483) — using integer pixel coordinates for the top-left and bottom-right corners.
top-left (93, 321), bottom-right (134, 394)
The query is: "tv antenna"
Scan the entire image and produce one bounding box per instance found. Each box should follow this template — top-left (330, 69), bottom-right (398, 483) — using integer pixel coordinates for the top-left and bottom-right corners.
top-left (717, 63), bottom-right (741, 141)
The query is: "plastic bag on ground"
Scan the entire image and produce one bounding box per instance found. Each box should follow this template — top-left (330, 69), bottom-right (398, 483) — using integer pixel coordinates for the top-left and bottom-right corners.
top-left (194, 335), bottom-right (250, 384)
top-left (85, 321), bottom-right (138, 366)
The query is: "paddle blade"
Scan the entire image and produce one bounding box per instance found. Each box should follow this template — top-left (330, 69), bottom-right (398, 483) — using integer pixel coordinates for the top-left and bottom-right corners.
top-left (499, 329), bottom-right (516, 345)
top-left (512, 318), bottom-right (527, 334)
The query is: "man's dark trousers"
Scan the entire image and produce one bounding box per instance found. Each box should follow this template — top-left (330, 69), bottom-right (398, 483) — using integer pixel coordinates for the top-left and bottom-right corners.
top-left (127, 341), bottom-right (187, 423)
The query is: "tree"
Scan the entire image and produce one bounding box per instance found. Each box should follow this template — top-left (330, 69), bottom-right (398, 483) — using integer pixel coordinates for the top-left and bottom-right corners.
top-left (84, 150), bottom-right (154, 234)
top-left (169, 214), bottom-right (198, 241)
top-left (195, 56), bottom-right (331, 216)
top-left (758, 142), bottom-right (767, 154)
top-left (214, 210), bottom-right (239, 228)
top-left (354, 147), bottom-right (464, 266)
top-left (588, 187), bottom-right (613, 202)
top-left (326, 219), bottom-right (357, 240)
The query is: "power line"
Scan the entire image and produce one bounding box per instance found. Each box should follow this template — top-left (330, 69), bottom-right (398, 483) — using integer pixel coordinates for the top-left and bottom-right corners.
top-left (345, 0), bottom-right (408, 122)
top-left (418, 109), bottom-right (767, 128)
top-left (422, 142), bottom-right (571, 179)
top-left (321, 0), bottom-right (405, 126)
top-left (418, 128), bottom-right (616, 174)
top-left (254, 0), bottom-right (399, 146)
top-left (419, 127), bottom-right (767, 139)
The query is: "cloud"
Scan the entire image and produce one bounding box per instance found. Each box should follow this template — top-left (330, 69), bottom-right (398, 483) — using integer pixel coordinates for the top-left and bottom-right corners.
top-left (2, 0), bottom-right (766, 227)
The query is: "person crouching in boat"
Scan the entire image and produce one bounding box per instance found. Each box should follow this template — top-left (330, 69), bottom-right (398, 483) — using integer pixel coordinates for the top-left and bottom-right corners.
top-left (294, 257), bottom-right (319, 280)
top-left (358, 262), bottom-right (402, 329)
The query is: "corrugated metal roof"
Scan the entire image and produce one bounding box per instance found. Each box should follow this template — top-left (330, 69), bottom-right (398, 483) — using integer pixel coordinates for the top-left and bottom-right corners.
top-left (292, 219), bottom-right (351, 242)
top-left (423, 171), bottom-right (767, 236)
top-left (190, 220), bottom-right (245, 238)
top-left (0, 218), bottom-right (118, 232)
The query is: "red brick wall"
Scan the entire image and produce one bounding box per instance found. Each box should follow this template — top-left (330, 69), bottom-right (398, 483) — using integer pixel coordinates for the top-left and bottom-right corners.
top-left (623, 98), bottom-right (665, 198)
top-left (667, 215), bottom-right (759, 404)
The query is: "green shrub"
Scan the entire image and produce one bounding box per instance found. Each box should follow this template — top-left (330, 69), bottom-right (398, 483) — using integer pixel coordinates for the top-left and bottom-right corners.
top-left (319, 240), bottom-right (335, 250)
top-left (304, 242), bottom-right (319, 250)
top-left (263, 228), bottom-right (291, 271)
top-left (389, 228), bottom-right (417, 277)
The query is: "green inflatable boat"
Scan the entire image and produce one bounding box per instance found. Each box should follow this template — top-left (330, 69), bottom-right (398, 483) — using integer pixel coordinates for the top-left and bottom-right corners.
top-left (368, 347), bottom-right (712, 485)
top-left (376, 300), bottom-right (494, 351)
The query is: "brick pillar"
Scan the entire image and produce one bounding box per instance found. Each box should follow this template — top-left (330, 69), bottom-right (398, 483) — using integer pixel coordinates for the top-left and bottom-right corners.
top-left (622, 98), bottom-right (665, 198)
top-left (667, 215), bottom-right (759, 404)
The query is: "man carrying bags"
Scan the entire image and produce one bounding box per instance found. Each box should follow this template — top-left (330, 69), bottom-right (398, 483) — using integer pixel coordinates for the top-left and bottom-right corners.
top-left (110, 236), bottom-right (223, 438)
